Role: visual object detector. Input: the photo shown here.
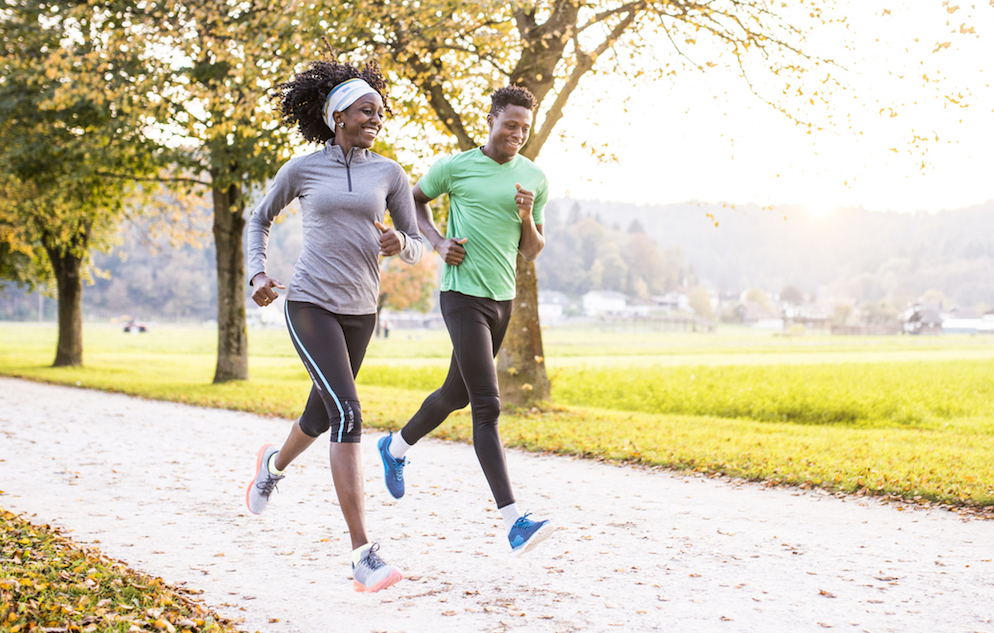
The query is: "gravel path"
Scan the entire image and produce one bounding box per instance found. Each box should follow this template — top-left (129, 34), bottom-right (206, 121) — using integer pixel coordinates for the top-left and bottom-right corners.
top-left (1, 377), bottom-right (992, 633)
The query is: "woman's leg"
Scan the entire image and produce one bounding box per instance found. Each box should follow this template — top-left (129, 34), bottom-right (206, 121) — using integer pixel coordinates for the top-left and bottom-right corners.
top-left (284, 302), bottom-right (376, 545)
top-left (272, 416), bottom-right (319, 472)
top-left (330, 442), bottom-right (368, 549)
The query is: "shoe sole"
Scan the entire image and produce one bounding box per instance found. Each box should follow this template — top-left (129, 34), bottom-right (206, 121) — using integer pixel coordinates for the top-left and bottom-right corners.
top-left (377, 436), bottom-right (404, 500)
top-left (511, 522), bottom-right (554, 556)
top-left (353, 568), bottom-right (403, 593)
top-left (245, 443), bottom-right (275, 515)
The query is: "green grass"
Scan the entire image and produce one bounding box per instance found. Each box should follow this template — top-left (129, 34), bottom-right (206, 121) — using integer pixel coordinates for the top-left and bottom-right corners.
top-left (1, 321), bottom-right (993, 510)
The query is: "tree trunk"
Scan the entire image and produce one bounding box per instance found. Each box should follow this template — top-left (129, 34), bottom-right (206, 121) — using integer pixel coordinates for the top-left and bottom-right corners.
top-left (497, 255), bottom-right (550, 407)
top-left (212, 182), bottom-right (249, 383)
top-left (46, 246), bottom-right (84, 367)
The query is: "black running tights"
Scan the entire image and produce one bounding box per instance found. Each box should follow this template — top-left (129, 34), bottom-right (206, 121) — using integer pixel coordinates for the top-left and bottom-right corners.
top-left (400, 291), bottom-right (515, 508)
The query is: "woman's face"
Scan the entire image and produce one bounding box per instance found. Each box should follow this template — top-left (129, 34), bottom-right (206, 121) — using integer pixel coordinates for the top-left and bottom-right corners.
top-left (335, 93), bottom-right (385, 149)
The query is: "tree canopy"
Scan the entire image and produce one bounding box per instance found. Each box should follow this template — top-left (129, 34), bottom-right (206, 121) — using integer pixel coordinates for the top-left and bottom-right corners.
top-left (1, 0), bottom-right (170, 365)
top-left (309, 0), bottom-right (867, 404)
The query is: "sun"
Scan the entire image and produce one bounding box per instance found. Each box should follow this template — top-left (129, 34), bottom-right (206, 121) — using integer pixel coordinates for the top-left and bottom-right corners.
top-left (803, 200), bottom-right (838, 218)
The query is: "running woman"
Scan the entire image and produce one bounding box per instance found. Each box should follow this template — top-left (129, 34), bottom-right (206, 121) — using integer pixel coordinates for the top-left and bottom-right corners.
top-left (377, 85), bottom-right (553, 555)
top-left (245, 59), bottom-right (423, 593)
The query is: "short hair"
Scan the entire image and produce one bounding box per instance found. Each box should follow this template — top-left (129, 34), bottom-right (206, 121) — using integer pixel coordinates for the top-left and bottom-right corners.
top-left (489, 85), bottom-right (537, 117)
top-left (275, 59), bottom-right (390, 144)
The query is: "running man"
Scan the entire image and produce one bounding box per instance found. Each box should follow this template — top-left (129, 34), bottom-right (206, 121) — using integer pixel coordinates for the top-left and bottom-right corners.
top-left (245, 59), bottom-right (423, 592)
top-left (377, 85), bottom-right (553, 555)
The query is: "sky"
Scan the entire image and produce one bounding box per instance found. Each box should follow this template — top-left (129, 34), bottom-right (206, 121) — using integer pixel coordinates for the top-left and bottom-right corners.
top-left (532, 0), bottom-right (993, 215)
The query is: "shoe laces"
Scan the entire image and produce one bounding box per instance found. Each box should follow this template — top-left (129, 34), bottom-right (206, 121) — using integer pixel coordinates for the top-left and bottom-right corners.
top-left (360, 543), bottom-right (386, 570)
top-left (393, 457), bottom-right (407, 481)
top-left (257, 473), bottom-right (285, 498)
top-left (512, 513), bottom-right (536, 530)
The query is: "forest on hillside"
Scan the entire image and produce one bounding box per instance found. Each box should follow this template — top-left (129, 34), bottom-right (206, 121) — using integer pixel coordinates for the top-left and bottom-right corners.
top-left (2, 199), bottom-right (992, 321)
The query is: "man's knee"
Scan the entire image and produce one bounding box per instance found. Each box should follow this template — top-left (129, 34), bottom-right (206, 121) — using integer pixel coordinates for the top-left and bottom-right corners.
top-left (472, 394), bottom-right (501, 425)
top-left (435, 388), bottom-right (470, 413)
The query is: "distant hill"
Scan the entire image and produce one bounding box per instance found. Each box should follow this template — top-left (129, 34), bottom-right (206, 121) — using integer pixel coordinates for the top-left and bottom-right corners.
top-left (544, 199), bottom-right (994, 308)
top-left (3, 198), bottom-right (992, 321)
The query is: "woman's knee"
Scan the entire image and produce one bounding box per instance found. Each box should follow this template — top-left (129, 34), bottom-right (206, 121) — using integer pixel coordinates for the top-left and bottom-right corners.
top-left (299, 397), bottom-right (363, 440)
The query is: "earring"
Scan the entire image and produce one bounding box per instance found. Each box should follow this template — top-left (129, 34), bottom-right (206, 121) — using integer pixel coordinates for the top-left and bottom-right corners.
top-left (338, 122), bottom-right (344, 128)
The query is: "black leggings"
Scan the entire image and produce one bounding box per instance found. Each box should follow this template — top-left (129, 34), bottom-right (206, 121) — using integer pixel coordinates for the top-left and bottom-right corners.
top-left (400, 291), bottom-right (515, 508)
top-left (285, 300), bottom-right (376, 443)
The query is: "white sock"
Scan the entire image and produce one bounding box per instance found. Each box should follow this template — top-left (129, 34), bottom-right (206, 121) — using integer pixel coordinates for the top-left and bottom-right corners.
top-left (500, 503), bottom-right (522, 533)
top-left (352, 542), bottom-right (372, 566)
top-left (389, 431), bottom-right (412, 460)
top-left (267, 452), bottom-right (283, 476)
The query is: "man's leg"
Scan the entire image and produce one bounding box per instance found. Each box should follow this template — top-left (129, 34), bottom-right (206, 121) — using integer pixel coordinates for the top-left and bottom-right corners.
top-left (399, 351), bottom-right (470, 443)
top-left (443, 294), bottom-right (515, 509)
top-left (378, 350), bottom-right (470, 499)
top-left (450, 294), bottom-right (553, 554)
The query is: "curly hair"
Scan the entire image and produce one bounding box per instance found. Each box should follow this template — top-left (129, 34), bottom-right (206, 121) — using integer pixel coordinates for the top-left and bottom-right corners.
top-left (489, 85), bottom-right (537, 117)
top-left (275, 59), bottom-right (390, 144)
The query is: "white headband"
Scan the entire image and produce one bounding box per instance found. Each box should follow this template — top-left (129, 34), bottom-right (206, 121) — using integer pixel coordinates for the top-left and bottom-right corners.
top-left (323, 78), bottom-right (379, 131)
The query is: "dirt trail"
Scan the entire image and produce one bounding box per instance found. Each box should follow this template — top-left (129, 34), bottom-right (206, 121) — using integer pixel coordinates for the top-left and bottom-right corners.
top-left (1, 377), bottom-right (992, 633)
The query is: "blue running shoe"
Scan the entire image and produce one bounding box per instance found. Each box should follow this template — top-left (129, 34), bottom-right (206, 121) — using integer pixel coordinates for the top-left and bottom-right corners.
top-left (377, 433), bottom-right (407, 499)
top-left (508, 513), bottom-right (553, 555)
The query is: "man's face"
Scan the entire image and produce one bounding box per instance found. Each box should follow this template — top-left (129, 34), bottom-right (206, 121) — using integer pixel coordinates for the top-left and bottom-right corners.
top-left (486, 104), bottom-right (533, 161)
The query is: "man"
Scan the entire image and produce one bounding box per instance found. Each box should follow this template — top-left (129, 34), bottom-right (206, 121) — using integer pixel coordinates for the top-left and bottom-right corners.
top-left (378, 85), bottom-right (553, 555)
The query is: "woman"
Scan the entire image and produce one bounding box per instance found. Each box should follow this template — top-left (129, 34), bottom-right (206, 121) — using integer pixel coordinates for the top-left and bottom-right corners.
top-left (244, 59), bottom-right (422, 593)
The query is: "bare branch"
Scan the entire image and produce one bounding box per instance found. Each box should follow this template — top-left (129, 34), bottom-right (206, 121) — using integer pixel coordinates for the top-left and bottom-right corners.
top-left (529, 9), bottom-right (639, 157)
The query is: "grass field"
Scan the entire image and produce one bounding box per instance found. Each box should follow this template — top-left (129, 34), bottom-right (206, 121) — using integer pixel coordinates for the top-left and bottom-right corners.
top-left (2, 321), bottom-right (993, 511)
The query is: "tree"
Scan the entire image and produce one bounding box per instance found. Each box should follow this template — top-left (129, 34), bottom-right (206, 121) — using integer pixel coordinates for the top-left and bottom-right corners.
top-left (687, 286), bottom-right (713, 320)
top-left (780, 285), bottom-right (805, 305)
top-left (148, 3), bottom-right (324, 382)
top-left (1, 1), bottom-right (167, 366)
top-left (377, 255), bottom-right (439, 334)
top-left (75, 1), bottom-right (322, 382)
top-left (319, 0), bottom-right (846, 404)
top-left (745, 287), bottom-right (774, 313)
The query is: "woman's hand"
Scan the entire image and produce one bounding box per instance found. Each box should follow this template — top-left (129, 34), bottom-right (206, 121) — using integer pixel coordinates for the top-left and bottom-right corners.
top-left (251, 273), bottom-right (285, 307)
top-left (375, 221), bottom-right (404, 256)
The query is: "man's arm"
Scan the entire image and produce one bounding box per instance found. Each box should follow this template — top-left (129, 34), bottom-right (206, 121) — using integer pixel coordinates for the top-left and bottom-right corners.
top-left (518, 220), bottom-right (545, 263)
top-left (514, 183), bottom-right (546, 262)
top-left (414, 183), bottom-right (467, 265)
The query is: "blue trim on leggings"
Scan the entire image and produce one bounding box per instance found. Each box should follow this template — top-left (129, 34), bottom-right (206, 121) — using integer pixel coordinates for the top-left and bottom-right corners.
top-left (284, 299), bottom-right (347, 442)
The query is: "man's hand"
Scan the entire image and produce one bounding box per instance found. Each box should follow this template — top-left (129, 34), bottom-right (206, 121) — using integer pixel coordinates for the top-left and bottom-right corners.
top-left (436, 237), bottom-right (468, 265)
top-left (251, 273), bottom-right (285, 307)
top-left (514, 182), bottom-right (534, 220)
top-left (375, 220), bottom-right (404, 256)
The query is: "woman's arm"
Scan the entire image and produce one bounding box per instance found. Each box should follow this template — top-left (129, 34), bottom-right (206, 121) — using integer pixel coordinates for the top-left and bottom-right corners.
top-left (385, 169), bottom-right (425, 264)
top-left (246, 160), bottom-right (299, 303)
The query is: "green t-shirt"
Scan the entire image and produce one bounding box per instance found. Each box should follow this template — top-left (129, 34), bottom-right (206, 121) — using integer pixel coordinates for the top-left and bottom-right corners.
top-left (419, 148), bottom-right (548, 301)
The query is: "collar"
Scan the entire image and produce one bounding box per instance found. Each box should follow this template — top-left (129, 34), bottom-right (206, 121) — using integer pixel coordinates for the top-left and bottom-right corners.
top-left (324, 141), bottom-right (370, 165)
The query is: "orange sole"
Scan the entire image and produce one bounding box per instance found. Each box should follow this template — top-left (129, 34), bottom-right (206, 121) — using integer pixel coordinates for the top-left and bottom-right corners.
top-left (353, 568), bottom-right (403, 593)
top-left (245, 443), bottom-right (275, 514)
